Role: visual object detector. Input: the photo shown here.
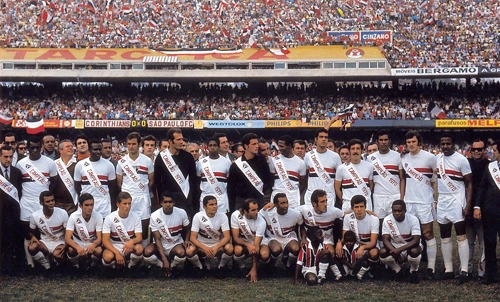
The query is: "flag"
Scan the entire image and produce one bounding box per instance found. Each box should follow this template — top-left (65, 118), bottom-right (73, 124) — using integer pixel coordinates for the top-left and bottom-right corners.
top-left (148, 19), bottom-right (158, 29)
top-left (87, 0), bottom-right (97, 14)
top-left (217, 1), bottom-right (228, 17)
top-left (336, 7), bottom-right (344, 17)
top-left (26, 118), bottom-right (45, 134)
top-left (203, 27), bottom-right (211, 35)
top-left (221, 27), bottom-right (230, 38)
top-left (430, 105), bottom-right (447, 119)
top-left (248, 34), bottom-right (257, 47)
top-left (269, 48), bottom-right (284, 56)
top-left (0, 114), bottom-right (12, 126)
top-left (419, 0), bottom-right (429, 9)
top-left (122, 6), bottom-right (132, 14)
top-left (39, 9), bottom-right (53, 24)
top-left (359, 0), bottom-right (368, 6)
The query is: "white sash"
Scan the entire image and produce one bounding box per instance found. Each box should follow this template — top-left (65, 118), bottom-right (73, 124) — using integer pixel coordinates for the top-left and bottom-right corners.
top-left (20, 161), bottom-right (49, 189)
top-left (118, 157), bottom-right (148, 192)
top-left (237, 212), bottom-right (255, 241)
top-left (344, 163), bottom-right (370, 197)
top-left (385, 218), bottom-right (407, 246)
top-left (200, 157), bottom-right (226, 197)
top-left (73, 213), bottom-right (92, 242)
top-left (437, 154), bottom-right (463, 202)
top-left (112, 213), bottom-right (131, 243)
top-left (235, 157), bottom-right (264, 195)
top-left (309, 149), bottom-right (332, 184)
top-left (54, 158), bottom-right (78, 204)
top-left (160, 149), bottom-right (190, 198)
top-left (0, 174), bottom-right (19, 203)
top-left (347, 213), bottom-right (361, 243)
top-left (369, 154), bottom-right (399, 188)
top-left (272, 155), bottom-right (298, 204)
top-left (402, 158), bottom-right (432, 186)
top-left (201, 213), bottom-right (221, 241)
top-left (38, 215), bottom-right (60, 241)
top-left (488, 161), bottom-right (500, 191)
top-left (304, 209), bottom-right (316, 226)
top-left (268, 208), bottom-right (284, 237)
top-left (81, 159), bottom-right (108, 198)
top-left (151, 210), bottom-right (176, 244)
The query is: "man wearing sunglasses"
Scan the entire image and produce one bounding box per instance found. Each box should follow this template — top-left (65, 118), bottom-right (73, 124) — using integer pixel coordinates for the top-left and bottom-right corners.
top-left (2, 132), bottom-right (25, 166)
top-left (467, 139), bottom-right (490, 281)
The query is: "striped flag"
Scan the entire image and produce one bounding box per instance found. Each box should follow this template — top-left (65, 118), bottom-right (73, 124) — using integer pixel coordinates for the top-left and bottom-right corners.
top-left (0, 114), bottom-right (12, 126)
top-left (26, 118), bottom-right (45, 134)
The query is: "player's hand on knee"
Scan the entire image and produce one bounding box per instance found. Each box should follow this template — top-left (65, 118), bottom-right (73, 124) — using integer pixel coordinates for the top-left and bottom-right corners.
top-left (77, 246), bottom-right (86, 257)
top-left (116, 254), bottom-right (125, 266)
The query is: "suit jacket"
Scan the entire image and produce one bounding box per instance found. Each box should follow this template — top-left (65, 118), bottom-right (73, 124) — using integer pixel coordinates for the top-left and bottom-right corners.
top-left (0, 165), bottom-right (22, 224)
top-left (476, 161), bottom-right (500, 216)
top-left (0, 165), bottom-right (23, 202)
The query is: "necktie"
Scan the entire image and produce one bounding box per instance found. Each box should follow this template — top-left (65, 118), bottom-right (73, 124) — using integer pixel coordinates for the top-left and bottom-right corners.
top-left (4, 168), bottom-right (9, 181)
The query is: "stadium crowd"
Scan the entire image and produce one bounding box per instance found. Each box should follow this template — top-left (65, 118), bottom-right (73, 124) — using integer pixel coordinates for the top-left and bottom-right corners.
top-left (1, 0), bottom-right (499, 68)
top-left (1, 80), bottom-right (500, 121)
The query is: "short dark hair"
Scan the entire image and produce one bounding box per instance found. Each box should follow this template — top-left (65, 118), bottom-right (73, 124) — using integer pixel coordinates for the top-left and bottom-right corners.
top-left (231, 143), bottom-right (243, 153)
top-left (339, 144), bottom-right (349, 152)
top-left (241, 133), bottom-right (258, 146)
top-left (78, 193), bottom-right (94, 206)
top-left (311, 189), bottom-right (327, 205)
top-left (392, 199), bottom-right (406, 211)
top-left (116, 191), bottom-right (132, 204)
top-left (242, 198), bottom-right (258, 212)
top-left (166, 128), bottom-right (182, 141)
top-left (0, 145), bottom-right (13, 153)
top-left (350, 195), bottom-right (367, 208)
top-left (348, 138), bottom-right (363, 150)
top-left (39, 190), bottom-right (54, 203)
top-left (273, 192), bottom-right (287, 204)
top-left (343, 230), bottom-right (356, 243)
top-left (440, 133), bottom-right (454, 144)
top-left (293, 140), bottom-right (306, 147)
top-left (493, 141), bottom-right (500, 150)
top-left (161, 191), bottom-right (178, 201)
top-left (89, 139), bottom-right (102, 147)
top-left (74, 134), bottom-right (89, 145)
top-left (472, 138), bottom-right (486, 147)
top-left (202, 195), bottom-right (217, 206)
top-left (314, 128), bottom-right (328, 138)
top-left (278, 135), bottom-right (294, 147)
top-left (405, 130), bottom-right (422, 146)
top-left (126, 132), bottom-right (142, 142)
top-left (375, 129), bottom-right (391, 140)
top-left (27, 136), bottom-right (42, 147)
top-left (2, 132), bottom-right (17, 142)
top-left (142, 135), bottom-right (157, 147)
top-left (207, 137), bottom-right (220, 147)
top-left (306, 225), bottom-right (321, 242)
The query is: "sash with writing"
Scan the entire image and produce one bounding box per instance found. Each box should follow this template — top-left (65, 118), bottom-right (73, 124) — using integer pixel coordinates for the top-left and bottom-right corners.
top-left (81, 159), bottom-right (108, 198)
top-left (151, 210), bottom-right (177, 244)
top-left (237, 212), bottom-right (255, 241)
top-left (369, 155), bottom-right (399, 188)
top-left (347, 213), bottom-right (361, 243)
top-left (304, 209), bottom-right (316, 227)
top-left (38, 216), bottom-right (60, 241)
top-left (160, 149), bottom-right (190, 198)
top-left (200, 157), bottom-right (226, 197)
top-left (402, 158), bottom-right (432, 186)
top-left (488, 161), bottom-right (500, 191)
top-left (200, 213), bottom-right (221, 241)
top-left (437, 154), bottom-right (463, 202)
top-left (268, 208), bottom-right (285, 238)
top-left (272, 155), bottom-right (297, 204)
top-left (73, 213), bottom-right (92, 242)
top-left (344, 163), bottom-right (370, 197)
top-left (55, 158), bottom-right (78, 204)
top-left (112, 214), bottom-right (131, 243)
top-left (384, 218), bottom-right (407, 246)
top-left (118, 157), bottom-right (147, 192)
top-left (0, 174), bottom-right (19, 203)
top-left (309, 150), bottom-right (332, 185)
top-left (20, 161), bottom-right (49, 188)
top-left (235, 157), bottom-right (263, 195)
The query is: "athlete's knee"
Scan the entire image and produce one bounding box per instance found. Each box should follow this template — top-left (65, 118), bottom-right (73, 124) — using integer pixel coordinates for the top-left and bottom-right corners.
top-left (143, 243), bottom-right (156, 257)
top-left (369, 248), bottom-right (379, 259)
top-left (134, 243), bottom-right (144, 255)
top-left (234, 245), bottom-right (244, 257)
top-left (409, 247), bottom-right (421, 258)
top-left (457, 234), bottom-right (467, 242)
top-left (224, 243), bottom-right (234, 255)
top-left (379, 247), bottom-right (389, 258)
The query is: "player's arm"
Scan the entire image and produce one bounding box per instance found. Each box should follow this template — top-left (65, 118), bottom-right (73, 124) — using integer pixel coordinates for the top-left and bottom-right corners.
top-left (102, 232), bottom-right (122, 258)
top-left (65, 229), bottom-right (86, 256)
top-left (334, 179), bottom-right (343, 201)
top-left (335, 230), bottom-right (347, 257)
top-left (181, 225), bottom-right (193, 249)
top-left (382, 234), bottom-right (397, 253)
top-left (357, 233), bottom-right (378, 258)
top-left (463, 173), bottom-right (473, 217)
top-left (28, 227), bottom-right (40, 245)
top-left (299, 224), bottom-right (308, 247)
top-left (324, 115), bottom-right (340, 131)
top-left (74, 180), bottom-right (82, 195)
top-left (108, 179), bottom-right (119, 210)
top-left (87, 231), bottom-right (102, 254)
top-left (116, 173), bottom-right (123, 190)
top-left (398, 169), bottom-right (406, 199)
top-left (213, 229), bottom-right (231, 251)
top-left (231, 227), bottom-right (255, 252)
top-left (299, 175), bottom-right (307, 194)
top-left (368, 179), bottom-right (374, 192)
top-left (48, 175), bottom-right (58, 193)
top-left (248, 236), bottom-right (263, 283)
top-left (148, 172), bottom-right (155, 192)
top-left (152, 230), bottom-right (170, 271)
top-left (189, 230), bottom-right (214, 258)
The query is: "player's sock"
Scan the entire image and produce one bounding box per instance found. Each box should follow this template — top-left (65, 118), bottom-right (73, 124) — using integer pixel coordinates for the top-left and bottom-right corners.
top-left (270, 254), bottom-right (279, 265)
top-left (286, 253), bottom-right (297, 268)
top-left (408, 254), bottom-right (421, 272)
top-left (259, 257), bottom-right (271, 264)
top-left (144, 254), bottom-right (163, 268)
top-left (171, 256), bottom-right (186, 268)
top-left (457, 238), bottom-right (469, 273)
top-left (91, 255), bottom-right (99, 267)
top-left (128, 253), bottom-right (143, 268)
top-left (380, 255), bottom-right (401, 273)
top-left (426, 238), bottom-right (437, 272)
top-left (203, 257), bottom-right (212, 270)
top-left (102, 259), bottom-right (116, 269)
top-left (441, 237), bottom-right (453, 273)
top-left (24, 239), bottom-right (34, 268)
top-left (357, 266), bottom-right (370, 280)
top-left (233, 254), bottom-right (246, 269)
top-left (318, 262), bottom-right (329, 278)
top-left (67, 253), bottom-right (79, 268)
top-left (329, 264), bottom-right (342, 279)
top-left (33, 251), bottom-right (50, 270)
top-left (218, 253), bottom-right (232, 269)
top-left (188, 255), bottom-right (203, 269)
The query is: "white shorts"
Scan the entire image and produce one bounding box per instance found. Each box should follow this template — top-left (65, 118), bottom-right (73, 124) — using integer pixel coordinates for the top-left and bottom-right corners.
top-left (437, 195), bottom-right (465, 224)
top-left (342, 197), bottom-right (373, 213)
top-left (267, 236), bottom-right (298, 251)
top-left (302, 266), bottom-right (318, 277)
top-left (130, 195), bottom-right (151, 220)
top-left (73, 238), bottom-right (95, 250)
top-left (40, 239), bottom-right (65, 254)
top-left (373, 193), bottom-right (400, 219)
top-left (406, 203), bottom-right (435, 225)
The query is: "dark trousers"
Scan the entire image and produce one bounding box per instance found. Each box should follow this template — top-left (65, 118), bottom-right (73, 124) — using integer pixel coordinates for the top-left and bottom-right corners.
top-left (482, 212), bottom-right (500, 279)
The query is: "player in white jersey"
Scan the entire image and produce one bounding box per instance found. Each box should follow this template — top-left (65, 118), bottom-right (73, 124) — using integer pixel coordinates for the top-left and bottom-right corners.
top-left (116, 132), bottom-right (154, 246)
top-left (196, 137), bottom-right (231, 213)
top-left (143, 191), bottom-right (202, 277)
top-left (65, 193), bottom-right (103, 270)
top-left (190, 195), bottom-right (233, 272)
top-left (335, 195), bottom-right (379, 281)
top-left (436, 134), bottom-right (472, 284)
top-left (380, 200), bottom-right (422, 284)
top-left (28, 191), bottom-right (68, 270)
top-left (102, 192), bottom-right (143, 270)
top-left (75, 139), bottom-right (118, 218)
top-left (401, 131), bottom-right (438, 280)
top-left (335, 139), bottom-right (374, 212)
top-left (259, 193), bottom-right (303, 269)
top-left (231, 198), bottom-right (268, 282)
top-left (304, 129), bottom-right (342, 207)
top-left (269, 135), bottom-right (306, 209)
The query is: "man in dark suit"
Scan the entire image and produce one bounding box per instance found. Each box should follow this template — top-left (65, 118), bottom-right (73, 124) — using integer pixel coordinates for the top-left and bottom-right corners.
top-left (475, 140), bottom-right (500, 284)
top-left (2, 132), bottom-right (25, 166)
top-left (0, 145), bottom-right (24, 275)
